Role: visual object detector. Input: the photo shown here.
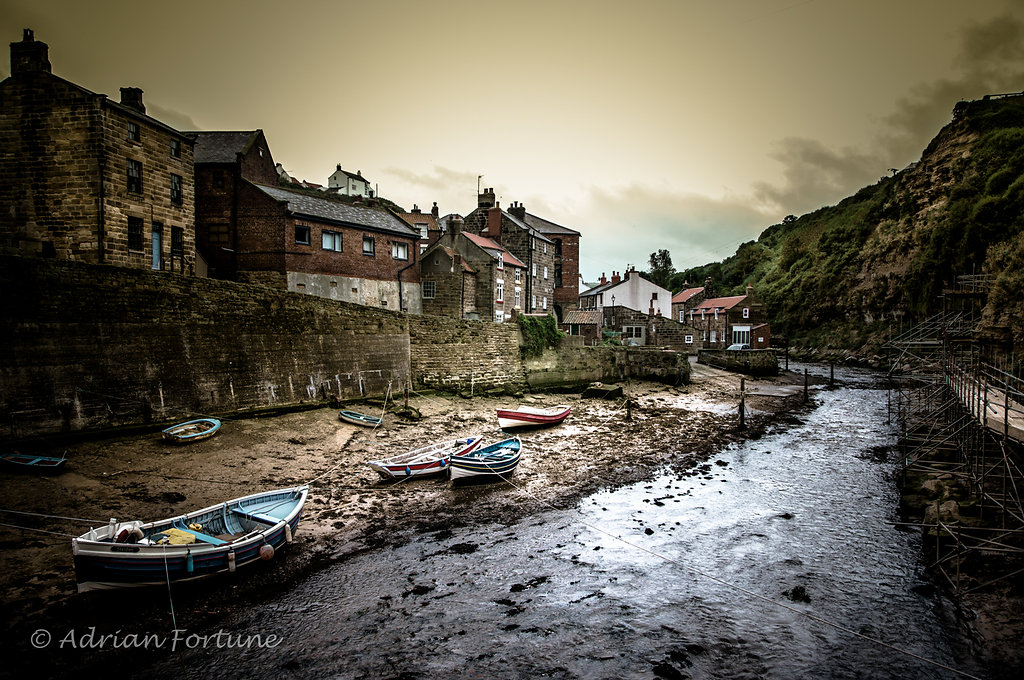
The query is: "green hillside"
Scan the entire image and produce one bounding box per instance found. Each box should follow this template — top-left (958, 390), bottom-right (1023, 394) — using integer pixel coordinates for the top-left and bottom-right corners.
top-left (673, 95), bottom-right (1024, 355)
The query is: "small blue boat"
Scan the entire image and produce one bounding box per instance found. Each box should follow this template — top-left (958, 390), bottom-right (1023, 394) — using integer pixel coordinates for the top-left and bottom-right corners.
top-left (72, 485), bottom-right (308, 592)
top-left (0, 452), bottom-right (67, 474)
top-left (339, 410), bottom-right (383, 428)
top-left (449, 437), bottom-right (522, 484)
top-left (161, 417), bottom-right (222, 443)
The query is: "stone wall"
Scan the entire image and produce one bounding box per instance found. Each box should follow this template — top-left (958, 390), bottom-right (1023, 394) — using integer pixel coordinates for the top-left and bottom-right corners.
top-left (525, 346), bottom-right (691, 389)
top-left (408, 315), bottom-right (526, 394)
top-left (697, 349), bottom-right (779, 376)
top-left (0, 256), bottom-right (409, 437)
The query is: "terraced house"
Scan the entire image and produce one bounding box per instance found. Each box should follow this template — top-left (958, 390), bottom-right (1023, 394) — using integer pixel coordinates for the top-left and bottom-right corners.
top-left (191, 131), bottom-right (421, 311)
top-left (461, 189), bottom-right (556, 317)
top-left (0, 30), bottom-right (196, 274)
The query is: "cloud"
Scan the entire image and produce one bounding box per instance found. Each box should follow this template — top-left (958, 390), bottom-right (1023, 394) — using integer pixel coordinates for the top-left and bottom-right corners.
top-left (145, 102), bottom-right (201, 132)
top-left (754, 10), bottom-right (1024, 218)
top-left (383, 165), bottom-right (483, 196)
top-left (545, 184), bottom-right (771, 281)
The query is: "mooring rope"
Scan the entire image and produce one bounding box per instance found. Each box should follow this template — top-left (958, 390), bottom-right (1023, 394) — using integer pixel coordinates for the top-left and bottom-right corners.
top-left (0, 521), bottom-right (77, 538)
top-left (489, 471), bottom-right (981, 680)
top-left (0, 508), bottom-right (110, 524)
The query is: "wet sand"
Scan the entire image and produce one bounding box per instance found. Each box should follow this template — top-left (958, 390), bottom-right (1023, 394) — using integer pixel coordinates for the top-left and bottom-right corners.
top-left (0, 363), bottom-right (807, 630)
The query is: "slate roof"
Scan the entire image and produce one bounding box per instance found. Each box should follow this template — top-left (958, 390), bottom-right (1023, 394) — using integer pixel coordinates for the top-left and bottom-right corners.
top-left (463, 233), bottom-right (526, 268)
top-left (189, 131), bottom-right (262, 164)
top-left (671, 287), bottom-right (704, 304)
top-left (252, 184), bottom-right (418, 238)
top-left (522, 212), bottom-right (581, 236)
top-left (563, 310), bottom-right (601, 325)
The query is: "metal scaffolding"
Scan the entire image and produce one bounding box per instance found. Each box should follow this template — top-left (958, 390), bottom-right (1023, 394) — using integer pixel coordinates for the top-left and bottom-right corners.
top-left (887, 275), bottom-right (1023, 595)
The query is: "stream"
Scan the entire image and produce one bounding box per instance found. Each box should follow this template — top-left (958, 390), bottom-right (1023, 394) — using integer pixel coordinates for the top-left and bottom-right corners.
top-left (144, 369), bottom-right (987, 679)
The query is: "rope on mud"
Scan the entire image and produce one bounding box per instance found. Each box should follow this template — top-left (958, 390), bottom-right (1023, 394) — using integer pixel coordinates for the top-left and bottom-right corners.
top-left (0, 508), bottom-right (111, 524)
top-left (492, 473), bottom-right (982, 680)
top-left (0, 521), bottom-right (77, 538)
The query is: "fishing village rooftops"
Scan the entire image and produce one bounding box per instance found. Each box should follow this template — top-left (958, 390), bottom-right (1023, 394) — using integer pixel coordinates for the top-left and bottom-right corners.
top-left (463, 232), bottom-right (526, 268)
top-left (252, 183), bottom-right (418, 238)
top-left (562, 309), bottom-right (601, 325)
top-left (693, 295), bottom-right (747, 312)
top-left (189, 130), bottom-right (265, 164)
top-left (672, 287), bottom-right (705, 304)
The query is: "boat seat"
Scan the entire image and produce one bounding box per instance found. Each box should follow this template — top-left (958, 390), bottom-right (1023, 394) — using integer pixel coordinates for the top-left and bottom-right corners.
top-left (171, 521), bottom-right (227, 545)
top-left (230, 507), bottom-right (280, 525)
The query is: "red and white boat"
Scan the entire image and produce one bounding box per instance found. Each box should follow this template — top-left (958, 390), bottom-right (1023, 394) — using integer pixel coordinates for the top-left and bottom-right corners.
top-left (366, 437), bottom-right (482, 480)
top-left (496, 404), bottom-right (571, 429)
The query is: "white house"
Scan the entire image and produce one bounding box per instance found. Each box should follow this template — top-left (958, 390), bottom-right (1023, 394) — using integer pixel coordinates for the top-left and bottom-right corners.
top-left (578, 267), bottom-right (671, 315)
top-left (328, 163), bottom-right (372, 197)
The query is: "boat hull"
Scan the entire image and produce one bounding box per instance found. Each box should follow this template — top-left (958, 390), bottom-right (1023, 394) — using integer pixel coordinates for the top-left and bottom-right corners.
top-left (339, 410), bottom-right (383, 428)
top-left (161, 418), bottom-right (221, 443)
top-left (496, 405), bottom-right (571, 429)
top-left (450, 438), bottom-right (522, 484)
top-left (368, 438), bottom-right (481, 479)
top-left (71, 486), bottom-right (307, 592)
top-left (0, 453), bottom-right (67, 473)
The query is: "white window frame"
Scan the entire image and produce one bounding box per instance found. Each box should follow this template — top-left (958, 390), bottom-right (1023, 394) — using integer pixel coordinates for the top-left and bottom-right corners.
top-left (497, 279), bottom-right (504, 302)
top-left (743, 307), bottom-right (750, 319)
top-left (684, 334), bottom-right (693, 344)
top-left (392, 241), bottom-right (409, 261)
top-left (422, 280), bottom-right (436, 299)
top-left (322, 230), bottom-right (342, 252)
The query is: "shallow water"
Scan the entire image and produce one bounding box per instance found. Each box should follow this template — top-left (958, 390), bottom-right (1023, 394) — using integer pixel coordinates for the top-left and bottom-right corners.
top-left (146, 375), bottom-right (986, 679)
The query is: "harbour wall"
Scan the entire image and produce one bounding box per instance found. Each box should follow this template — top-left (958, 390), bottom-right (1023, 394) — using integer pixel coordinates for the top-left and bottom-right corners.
top-left (0, 257), bottom-right (688, 439)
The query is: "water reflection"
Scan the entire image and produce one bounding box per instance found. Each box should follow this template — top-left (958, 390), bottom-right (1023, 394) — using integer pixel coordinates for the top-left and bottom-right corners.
top-left (147, 383), bottom-right (985, 680)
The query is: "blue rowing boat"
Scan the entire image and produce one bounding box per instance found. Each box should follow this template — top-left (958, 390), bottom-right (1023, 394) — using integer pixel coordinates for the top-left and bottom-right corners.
top-left (72, 485), bottom-right (308, 592)
top-left (0, 452), bottom-right (67, 474)
top-left (339, 409), bottom-right (383, 428)
top-left (161, 418), bottom-right (221, 443)
top-left (449, 437), bottom-right (522, 484)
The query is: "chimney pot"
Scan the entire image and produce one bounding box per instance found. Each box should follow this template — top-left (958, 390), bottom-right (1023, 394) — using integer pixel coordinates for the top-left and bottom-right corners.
top-left (119, 87), bottom-right (146, 114)
top-left (10, 28), bottom-right (51, 76)
top-left (431, 201), bottom-right (439, 218)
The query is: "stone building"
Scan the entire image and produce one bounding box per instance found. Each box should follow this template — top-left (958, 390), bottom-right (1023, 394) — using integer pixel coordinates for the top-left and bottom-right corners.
top-left (0, 29), bottom-right (196, 274)
top-left (419, 218), bottom-right (526, 322)
top-left (462, 189), bottom-right (556, 316)
top-left (191, 131), bottom-right (421, 311)
top-left (506, 204), bottom-right (581, 322)
top-left (579, 267), bottom-right (671, 317)
top-left (327, 164), bottom-right (372, 198)
top-left (686, 286), bottom-right (771, 349)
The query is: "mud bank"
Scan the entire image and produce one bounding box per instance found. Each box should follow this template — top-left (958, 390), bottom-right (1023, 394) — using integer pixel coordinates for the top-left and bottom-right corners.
top-left (0, 363), bottom-right (814, 670)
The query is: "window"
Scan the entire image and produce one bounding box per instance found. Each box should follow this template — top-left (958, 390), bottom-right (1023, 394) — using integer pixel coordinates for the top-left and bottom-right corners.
top-left (542, 296), bottom-right (547, 310)
top-left (532, 294), bottom-right (537, 309)
top-left (422, 280), bottom-right (436, 299)
top-left (543, 266), bottom-right (548, 279)
top-left (495, 311), bottom-right (504, 323)
top-left (714, 309), bottom-right (719, 320)
top-left (295, 225), bottom-right (311, 245)
top-left (554, 265), bottom-right (562, 288)
top-left (685, 335), bottom-right (694, 344)
top-left (126, 159), bottom-right (142, 193)
top-left (652, 292), bottom-right (658, 299)
top-left (624, 326), bottom-right (643, 339)
top-left (532, 263), bottom-right (536, 277)
top-left (679, 310), bottom-right (684, 323)
top-left (362, 236), bottom-right (375, 255)
top-left (170, 173), bottom-right (183, 206)
top-left (127, 121), bottom-right (139, 141)
top-left (742, 307), bottom-right (750, 319)
top-left (127, 217), bottom-right (143, 250)
top-left (170, 139), bottom-right (181, 158)
top-left (710, 330), bottom-right (717, 343)
top-left (497, 280), bottom-right (504, 302)
top-left (392, 242), bottom-right (408, 260)
top-left (415, 223), bottom-right (428, 239)
top-left (171, 226), bottom-right (184, 257)
top-left (514, 288), bottom-right (521, 307)
top-left (322, 230), bottom-right (342, 252)
top-left (496, 255), bottom-right (503, 270)
top-left (514, 269), bottom-right (521, 283)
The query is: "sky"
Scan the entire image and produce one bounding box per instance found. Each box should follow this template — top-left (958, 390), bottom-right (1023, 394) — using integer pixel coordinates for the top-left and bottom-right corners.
top-left (3, 0), bottom-right (1024, 284)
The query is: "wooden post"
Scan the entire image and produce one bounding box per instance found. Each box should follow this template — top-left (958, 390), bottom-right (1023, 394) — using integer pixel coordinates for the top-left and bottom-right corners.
top-left (829, 361), bottom-right (834, 387)
top-left (785, 345), bottom-right (789, 371)
top-left (803, 369), bottom-right (808, 403)
top-left (404, 386), bottom-right (409, 409)
top-left (739, 378), bottom-right (746, 429)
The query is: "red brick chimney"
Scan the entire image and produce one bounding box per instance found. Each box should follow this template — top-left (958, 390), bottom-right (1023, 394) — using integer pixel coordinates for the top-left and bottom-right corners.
top-left (611, 271), bottom-right (621, 284)
top-left (486, 206), bottom-right (502, 238)
top-left (600, 273), bottom-right (607, 285)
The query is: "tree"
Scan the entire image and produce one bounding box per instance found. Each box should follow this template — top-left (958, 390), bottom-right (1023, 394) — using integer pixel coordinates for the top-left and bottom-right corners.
top-left (646, 249), bottom-right (675, 289)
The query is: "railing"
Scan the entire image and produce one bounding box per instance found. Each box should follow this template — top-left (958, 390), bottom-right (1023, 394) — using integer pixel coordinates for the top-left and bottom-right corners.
top-left (947, 356), bottom-right (1024, 444)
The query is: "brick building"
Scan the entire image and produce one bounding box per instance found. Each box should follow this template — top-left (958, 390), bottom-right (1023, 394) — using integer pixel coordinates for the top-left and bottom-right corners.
top-left (191, 131), bottom-right (421, 311)
top-left (508, 205), bottom-right (581, 322)
top-left (686, 286), bottom-right (771, 349)
top-left (419, 218), bottom-right (526, 322)
top-left (396, 203), bottom-right (439, 254)
top-left (0, 30), bottom-right (196, 274)
top-left (462, 189), bottom-right (556, 316)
